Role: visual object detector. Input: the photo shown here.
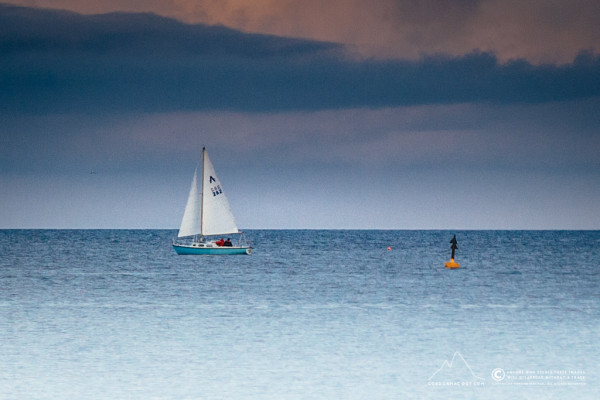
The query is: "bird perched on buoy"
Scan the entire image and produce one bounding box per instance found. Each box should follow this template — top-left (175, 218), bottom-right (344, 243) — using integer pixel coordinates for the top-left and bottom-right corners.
top-left (445, 234), bottom-right (460, 269)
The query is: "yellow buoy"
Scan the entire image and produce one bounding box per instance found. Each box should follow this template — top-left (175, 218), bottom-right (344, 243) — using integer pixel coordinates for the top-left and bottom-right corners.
top-left (445, 235), bottom-right (460, 268)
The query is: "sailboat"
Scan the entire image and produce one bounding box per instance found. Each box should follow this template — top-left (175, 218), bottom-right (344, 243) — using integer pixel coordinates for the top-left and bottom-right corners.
top-left (172, 147), bottom-right (252, 255)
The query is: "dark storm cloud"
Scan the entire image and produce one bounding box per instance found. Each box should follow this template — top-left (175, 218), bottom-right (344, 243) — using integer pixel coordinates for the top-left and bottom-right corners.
top-left (1, 4), bottom-right (600, 114)
top-left (0, 4), bottom-right (334, 57)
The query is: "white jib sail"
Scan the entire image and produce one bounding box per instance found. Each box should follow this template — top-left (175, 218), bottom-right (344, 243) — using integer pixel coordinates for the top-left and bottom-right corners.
top-left (201, 150), bottom-right (240, 236)
top-left (177, 167), bottom-right (202, 238)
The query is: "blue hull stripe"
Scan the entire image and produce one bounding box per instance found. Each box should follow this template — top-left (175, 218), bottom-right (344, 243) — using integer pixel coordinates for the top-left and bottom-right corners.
top-left (173, 245), bottom-right (251, 255)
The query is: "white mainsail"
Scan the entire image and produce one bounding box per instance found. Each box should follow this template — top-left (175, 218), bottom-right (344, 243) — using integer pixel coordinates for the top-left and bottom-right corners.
top-left (177, 148), bottom-right (239, 238)
top-left (201, 150), bottom-right (239, 236)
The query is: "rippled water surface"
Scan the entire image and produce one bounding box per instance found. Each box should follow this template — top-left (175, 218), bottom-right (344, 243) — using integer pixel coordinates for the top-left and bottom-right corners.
top-left (1, 230), bottom-right (598, 399)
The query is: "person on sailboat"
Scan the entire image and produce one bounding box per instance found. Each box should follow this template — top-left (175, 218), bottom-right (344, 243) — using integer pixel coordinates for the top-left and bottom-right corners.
top-left (216, 238), bottom-right (225, 246)
top-left (224, 238), bottom-right (232, 247)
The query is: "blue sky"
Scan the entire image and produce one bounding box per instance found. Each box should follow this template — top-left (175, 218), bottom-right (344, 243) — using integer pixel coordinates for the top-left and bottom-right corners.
top-left (1, 2), bottom-right (599, 229)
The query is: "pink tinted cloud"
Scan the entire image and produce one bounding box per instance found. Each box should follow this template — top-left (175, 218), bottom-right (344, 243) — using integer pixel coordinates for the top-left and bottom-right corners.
top-left (6, 0), bottom-right (599, 64)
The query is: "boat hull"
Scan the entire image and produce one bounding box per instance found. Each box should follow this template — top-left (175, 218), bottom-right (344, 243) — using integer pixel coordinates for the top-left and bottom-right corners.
top-left (173, 244), bottom-right (252, 255)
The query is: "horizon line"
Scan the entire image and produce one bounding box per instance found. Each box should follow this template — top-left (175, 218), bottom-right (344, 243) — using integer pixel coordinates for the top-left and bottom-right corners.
top-left (1, 227), bottom-right (598, 231)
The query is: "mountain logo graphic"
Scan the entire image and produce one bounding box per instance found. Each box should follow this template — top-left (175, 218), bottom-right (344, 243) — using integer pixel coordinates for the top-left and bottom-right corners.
top-left (428, 351), bottom-right (485, 383)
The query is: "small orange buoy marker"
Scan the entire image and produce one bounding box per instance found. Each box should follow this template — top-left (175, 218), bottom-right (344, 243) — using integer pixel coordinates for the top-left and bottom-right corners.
top-left (387, 246), bottom-right (392, 251)
top-left (444, 234), bottom-right (460, 269)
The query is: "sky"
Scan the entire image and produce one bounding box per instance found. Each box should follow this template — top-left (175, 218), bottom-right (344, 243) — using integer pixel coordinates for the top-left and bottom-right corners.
top-left (1, 1), bottom-right (599, 229)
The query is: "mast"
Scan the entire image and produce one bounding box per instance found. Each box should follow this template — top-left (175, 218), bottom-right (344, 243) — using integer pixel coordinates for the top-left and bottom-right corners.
top-left (200, 146), bottom-right (206, 239)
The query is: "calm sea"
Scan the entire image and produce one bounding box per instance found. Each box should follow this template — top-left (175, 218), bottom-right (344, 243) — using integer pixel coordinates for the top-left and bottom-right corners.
top-left (1, 230), bottom-right (598, 399)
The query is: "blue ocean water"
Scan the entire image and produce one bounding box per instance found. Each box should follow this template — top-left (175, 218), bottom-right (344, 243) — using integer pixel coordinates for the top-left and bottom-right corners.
top-left (0, 230), bottom-right (598, 399)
